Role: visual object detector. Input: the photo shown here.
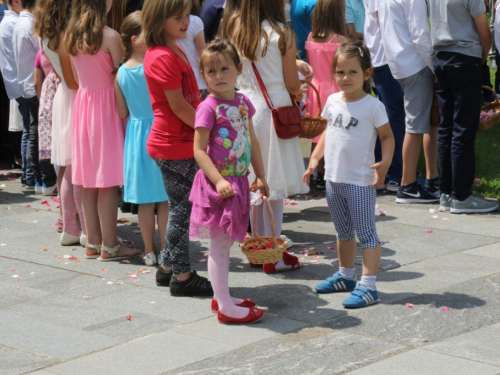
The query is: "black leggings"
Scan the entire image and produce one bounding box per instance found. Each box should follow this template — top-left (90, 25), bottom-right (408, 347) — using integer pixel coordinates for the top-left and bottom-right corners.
top-left (154, 158), bottom-right (198, 274)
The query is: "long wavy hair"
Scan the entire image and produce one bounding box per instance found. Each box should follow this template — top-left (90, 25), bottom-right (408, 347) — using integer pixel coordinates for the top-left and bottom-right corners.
top-left (120, 11), bottom-right (142, 65)
top-left (232, 0), bottom-right (292, 61)
top-left (311, 0), bottom-right (348, 39)
top-left (65, 0), bottom-right (107, 55)
top-left (107, 0), bottom-right (127, 32)
top-left (217, 0), bottom-right (241, 41)
top-left (33, 0), bottom-right (72, 49)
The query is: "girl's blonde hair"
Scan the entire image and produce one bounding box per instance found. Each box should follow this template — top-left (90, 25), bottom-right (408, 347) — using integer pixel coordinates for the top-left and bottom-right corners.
top-left (311, 0), bottom-right (348, 39)
top-left (65, 0), bottom-right (107, 56)
top-left (142, 0), bottom-right (191, 47)
top-left (232, 0), bottom-right (292, 61)
top-left (34, 0), bottom-right (72, 49)
top-left (332, 40), bottom-right (373, 94)
top-left (217, 0), bottom-right (241, 41)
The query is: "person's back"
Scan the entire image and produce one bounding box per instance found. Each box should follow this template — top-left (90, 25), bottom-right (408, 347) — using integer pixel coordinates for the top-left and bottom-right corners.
top-left (290, 0), bottom-right (317, 60)
top-left (118, 64), bottom-right (154, 121)
top-left (199, 0), bottom-right (225, 43)
top-left (0, 9), bottom-right (22, 100)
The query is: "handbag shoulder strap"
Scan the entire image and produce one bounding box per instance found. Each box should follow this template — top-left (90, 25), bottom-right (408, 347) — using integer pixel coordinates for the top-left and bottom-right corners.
top-left (252, 62), bottom-right (276, 110)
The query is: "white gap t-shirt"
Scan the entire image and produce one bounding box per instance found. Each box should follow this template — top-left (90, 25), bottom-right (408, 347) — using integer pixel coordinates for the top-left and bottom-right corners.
top-left (176, 15), bottom-right (207, 90)
top-left (321, 93), bottom-right (388, 187)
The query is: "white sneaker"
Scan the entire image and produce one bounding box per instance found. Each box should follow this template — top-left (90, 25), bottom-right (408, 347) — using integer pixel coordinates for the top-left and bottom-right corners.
top-left (280, 235), bottom-right (294, 248)
top-left (42, 183), bottom-right (57, 196)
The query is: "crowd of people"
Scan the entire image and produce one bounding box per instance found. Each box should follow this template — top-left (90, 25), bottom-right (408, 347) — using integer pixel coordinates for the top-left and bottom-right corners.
top-left (0, 0), bottom-right (498, 325)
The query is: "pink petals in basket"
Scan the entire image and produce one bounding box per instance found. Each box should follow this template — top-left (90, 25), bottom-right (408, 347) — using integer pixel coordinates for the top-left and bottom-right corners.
top-left (480, 109), bottom-right (497, 121)
top-left (249, 241), bottom-right (274, 251)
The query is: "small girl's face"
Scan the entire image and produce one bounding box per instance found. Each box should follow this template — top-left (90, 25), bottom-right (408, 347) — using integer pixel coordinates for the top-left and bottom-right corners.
top-left (163, 10), bottom-right (190, 41)
top-left (202, 54), bottom-right (242, 99)
top-left (333, 55), bottom-right (371, 99)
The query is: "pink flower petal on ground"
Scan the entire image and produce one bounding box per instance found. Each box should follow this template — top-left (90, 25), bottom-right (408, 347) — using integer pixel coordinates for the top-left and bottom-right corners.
top-left (25, 204), bottom-right (30, 207)
top-left (442, 306), bottom-right (450, 311)
top-left (443, 218), bottom-right (449, 221)
top-left (50, 197), bottom-right (59, 202)
top-left (122, 260), bottom-right (131, 264)
top-left (290, 202), bottom-right (298, 206)
top-left (405, 303), bottom-right (415, 308)
top-left (129, 274), bottom-right (137, 279)
top-left (328, 246), bottom-right (335, 249)
top-left (283, 201), bottom-right (289, 205)
top-left (379, 210), bottom-right (386, 216)
top-left (425, 230), bottom-right (433, 233)
top-left (432, 215), bottom-right (438, 219)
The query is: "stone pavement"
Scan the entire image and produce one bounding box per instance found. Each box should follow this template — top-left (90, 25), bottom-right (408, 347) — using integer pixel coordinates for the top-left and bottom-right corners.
top-left (1, 168), bottom-right (500, 375)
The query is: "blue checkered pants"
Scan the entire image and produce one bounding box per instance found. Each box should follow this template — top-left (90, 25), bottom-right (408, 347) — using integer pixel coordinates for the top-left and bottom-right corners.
top-left (326, 182), bottom-right (380, 249)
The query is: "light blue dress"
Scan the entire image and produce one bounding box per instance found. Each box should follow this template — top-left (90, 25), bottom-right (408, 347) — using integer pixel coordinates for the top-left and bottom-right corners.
top-left (118, 64), bottom-right (168, 204)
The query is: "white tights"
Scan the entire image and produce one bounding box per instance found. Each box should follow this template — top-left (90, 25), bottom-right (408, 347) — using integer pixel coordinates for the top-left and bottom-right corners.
top-left (208, 234), bottom-right (247, 318)
top-left (250, 199), bottom-right (284, 237)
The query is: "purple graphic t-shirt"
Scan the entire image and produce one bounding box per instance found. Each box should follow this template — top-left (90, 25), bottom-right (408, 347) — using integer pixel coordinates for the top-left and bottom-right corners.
top-left (195, 93), bottom-right (255, 177)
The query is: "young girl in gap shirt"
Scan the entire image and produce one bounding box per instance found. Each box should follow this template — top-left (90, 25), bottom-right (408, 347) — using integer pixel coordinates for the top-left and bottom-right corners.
top-left (303, 40), bottom-right (394, 309)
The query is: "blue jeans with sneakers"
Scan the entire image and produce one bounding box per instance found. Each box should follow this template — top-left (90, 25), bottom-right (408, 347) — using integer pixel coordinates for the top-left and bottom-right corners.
top-left (373, 64), bottom-right (405, 184)
top-left (16, 97), bottom-right (34, 183)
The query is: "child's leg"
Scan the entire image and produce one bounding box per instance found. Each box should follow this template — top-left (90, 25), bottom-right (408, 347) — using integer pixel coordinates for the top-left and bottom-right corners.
top-left (138, 203), bottom-right (156, 255)
top-left (424, 126), bottom-right (439, 181)
top-left (345, 185), bottom-right (381, 289)
top-left (73, 182), bottom-right (86, 236)
top-left (209, 233), bottom-right (248, 319)
top-left (98, 187), bottom-right (141, 258)
top-left (156, 201), bottom-right (169, 252)
top-left (82, 187), bottom-right (101, 256)
top-left (60, 165), bottom-right (80, 236)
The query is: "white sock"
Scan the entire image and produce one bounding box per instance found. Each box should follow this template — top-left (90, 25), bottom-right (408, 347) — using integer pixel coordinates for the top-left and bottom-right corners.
top-left (360, 275), bottom-right (377, 290)
top-left (339, 267), bottom-right (355, 280)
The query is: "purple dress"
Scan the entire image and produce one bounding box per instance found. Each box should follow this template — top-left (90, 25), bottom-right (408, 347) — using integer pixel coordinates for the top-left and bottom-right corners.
top-left (189, 93), bottom-right (255, 242)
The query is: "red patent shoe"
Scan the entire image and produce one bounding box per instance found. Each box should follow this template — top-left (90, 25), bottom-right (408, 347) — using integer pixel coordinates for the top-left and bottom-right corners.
top-left (211, 298), bottom-right (256, 313)
top-left (218, 307), bottom-right (264, 324)
top-left (263, 251), bottom-right (302, 274)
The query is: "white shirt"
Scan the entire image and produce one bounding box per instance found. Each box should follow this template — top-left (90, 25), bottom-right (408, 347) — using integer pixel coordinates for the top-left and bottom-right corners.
top-left (321, 93), bottom-right (388, 187)
top-left (0, 10), bottom-right (22, 100)
top-left (363, 0), bottom-right (387, 67)
top-left (12, 11), bottom-right (38, 98)
top-left (495, 8), bottom-right (500, 54)
top-left (176, 15), bottom-right (206, 90)
top-left (377, 0), bottom-right (434, 79)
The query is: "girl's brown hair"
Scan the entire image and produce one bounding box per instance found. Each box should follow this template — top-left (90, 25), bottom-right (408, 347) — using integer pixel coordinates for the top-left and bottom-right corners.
top-left (107, 0), bottom-right (127, 32)
top-left (111, 11), bottom-right (142, 74)
top-left (217, 0), bottom-right (241, 41)
top-left (311, 0), bottom-right (348, 39)
top-left (142, 0), bottom-right (191, 47)
top-left (332, 40), bottom-right (373, 94)
top-left (34, 0), bottom-right (72, 49)
top-left (232, 0), bottom-right (293, 61)
top-left (65, 0), bottom-right (107, 56)
top-left (199, 39), bottom-right (240, 74)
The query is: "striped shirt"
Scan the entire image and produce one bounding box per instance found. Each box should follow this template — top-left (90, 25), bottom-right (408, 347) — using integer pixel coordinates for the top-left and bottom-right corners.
top-left (0, 10), bottom-right (22, 100)
top-left (12, 11), bottom-right (38, 98)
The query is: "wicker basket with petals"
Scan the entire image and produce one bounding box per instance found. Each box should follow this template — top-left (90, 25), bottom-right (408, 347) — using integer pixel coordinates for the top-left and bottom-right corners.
top-left (299, 80), bottom-right (328, 139)
top-left (479, 86), bottom-right (500, 132)
top-left (241, 197), bottom-right (287, 264)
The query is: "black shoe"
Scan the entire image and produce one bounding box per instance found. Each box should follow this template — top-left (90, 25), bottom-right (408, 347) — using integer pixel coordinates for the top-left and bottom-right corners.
top-left (156, 268), bottom-right (173, 287)
top-left (396, 183), bottom-right (439, 204)
top-left (315, 173), bottom-right (326, 190)
top-left (169, 270), bottom-right (213, 297)
top-left (424, 177), bottom-right (440, 196)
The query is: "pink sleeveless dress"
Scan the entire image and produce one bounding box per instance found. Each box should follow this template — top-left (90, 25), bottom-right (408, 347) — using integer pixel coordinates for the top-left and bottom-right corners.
top-left (305, 33), bottom-right (342, 143)
top-left (70, 32), bottom-right (124, 188)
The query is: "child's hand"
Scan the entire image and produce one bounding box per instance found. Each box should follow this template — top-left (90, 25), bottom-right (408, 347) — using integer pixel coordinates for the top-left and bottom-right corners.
top-left (370, 161), bottom-right (389, 188)
top-left (302, 159), bottom-right (318, 185)
top-left (216, 179), bottom-right (234, 199)
top-left (256, 177), bottom-right (270, 198)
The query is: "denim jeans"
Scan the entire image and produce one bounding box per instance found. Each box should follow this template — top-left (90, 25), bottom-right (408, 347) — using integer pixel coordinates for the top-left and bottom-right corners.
top-left (16, 97), bottom-right (33, 183)
top-left (372, 64), bottom-right (405, 184)
top-left (434, 52), bottom-right (482, 201)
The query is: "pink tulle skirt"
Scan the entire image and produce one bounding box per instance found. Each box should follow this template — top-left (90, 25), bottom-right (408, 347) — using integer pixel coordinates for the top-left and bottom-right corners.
top-left (189, 170), bottom-right (250, 243)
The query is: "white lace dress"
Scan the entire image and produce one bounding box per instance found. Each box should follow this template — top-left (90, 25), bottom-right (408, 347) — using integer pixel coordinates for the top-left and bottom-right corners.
top-left (237, 20), bottom-right (309, 200)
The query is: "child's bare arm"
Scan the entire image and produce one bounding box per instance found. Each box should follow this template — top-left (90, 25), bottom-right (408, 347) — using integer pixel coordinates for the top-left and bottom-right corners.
top-left (371, 123), bottom-right (394, 187)
top-left (474, 12), bottom-right (492, 62)
top-left (114, 71), bottom-right (129, 119)
top-left (303, 130), bottom-right (326, 185)
top-left (248, 118), bottom-right (270, 197)
top-left (194, 127), bottom-right (234, 198)
top-left (34, 67), bottom-right (44, 100)
top-left (164, 88), bottom-right (196, 127)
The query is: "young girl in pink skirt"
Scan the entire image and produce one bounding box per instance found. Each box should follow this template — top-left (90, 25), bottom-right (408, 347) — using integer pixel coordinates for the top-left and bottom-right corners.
top-left (190, 40), bottom-right (269, 324)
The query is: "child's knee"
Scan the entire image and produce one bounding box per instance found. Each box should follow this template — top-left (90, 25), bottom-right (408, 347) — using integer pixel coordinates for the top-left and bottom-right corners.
top-left (358, 231), bottom-right (380, 249)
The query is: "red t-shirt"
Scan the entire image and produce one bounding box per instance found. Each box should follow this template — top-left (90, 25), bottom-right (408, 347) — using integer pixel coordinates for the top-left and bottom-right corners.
top-left (144, 46), bottom-right (201, 160)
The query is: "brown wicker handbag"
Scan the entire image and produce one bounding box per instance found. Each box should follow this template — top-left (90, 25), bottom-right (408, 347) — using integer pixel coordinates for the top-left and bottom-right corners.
top-left (241, 197), bottom-right (288, 264)
top-left (299, 80), bottom-right (328, 139)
